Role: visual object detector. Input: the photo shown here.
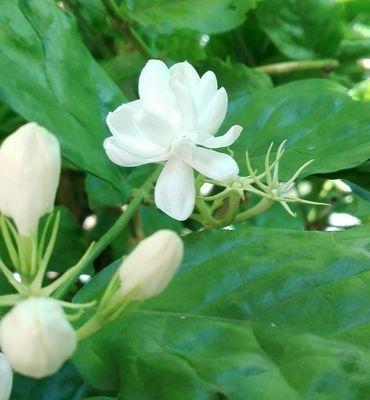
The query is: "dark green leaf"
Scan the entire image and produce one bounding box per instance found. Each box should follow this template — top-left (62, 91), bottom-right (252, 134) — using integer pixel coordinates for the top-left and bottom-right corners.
top-left (11, 363), bottom-right (88, 400)
top-left (121, 0), bottom-right (258, 34)
top-left (197, 58), bottom-right (272, 112)
top-left (257, 0), bottom-right (344, 60)
top-left (85, 175), bottom-right (130, 210)
top-left (73, 224), bottom-right (370, 399)
top-left (227, 79), bottom-right (370, 180)
top-left (0, 0), bottom-right (126, 190)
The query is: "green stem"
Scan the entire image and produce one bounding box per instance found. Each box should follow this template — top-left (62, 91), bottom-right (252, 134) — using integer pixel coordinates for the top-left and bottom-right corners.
top-left (76, 316), bottom-right (104, 341)
top-left (17, 235), bottom-right (36, 283)
top-left (101, 0), bottom-right (123, 20)
top-left (235, 198), bottom-right (273, 222)
top-left (195, 198), bottom-right (223, 228)
top-left (0, 216), bottom-right (20, 270)
top-left (31, 211), bottom-right (60, 291)
top-left (255, 59), bottom-right (339, 75)
top-left (0, 261), bottom-right (26, 294)
top-left (0, 293), bottom-right (22, 307)
top-left (221, 191), bottom-right (240, 226)
top-left (101, 0), bottom-right (152, 58)
top-left (52, 166), bottom-right (161, 299)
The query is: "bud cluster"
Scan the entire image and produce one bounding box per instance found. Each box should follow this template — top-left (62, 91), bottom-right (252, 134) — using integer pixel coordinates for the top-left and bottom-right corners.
top-left (0, 123), bottom-right (184, 399)
top-left (193, 141), bottom-right (328, 227)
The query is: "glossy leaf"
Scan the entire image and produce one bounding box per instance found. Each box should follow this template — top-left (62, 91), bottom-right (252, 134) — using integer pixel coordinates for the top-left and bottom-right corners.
top-left (11, 363), bottom-right (88, 400)
top-left (121, 0), bottom-right (258, 34)
top-left (73, 224), bottom-right (370, 399)
top-left (227, 79), bottom-right (370, 180)
top-left (0, 0), bottom-right (126, 190)
top-left (197, 58), bottom-right (272, 111)
top-left (257, 0), bottom-right (345, 60)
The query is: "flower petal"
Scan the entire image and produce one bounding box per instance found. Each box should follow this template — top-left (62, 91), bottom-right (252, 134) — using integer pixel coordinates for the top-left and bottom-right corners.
top-left (138, 60), bottom-right (175, 118)
top-left (104, 137), bottom-right (168, 167)
top-left (154, 157), bottom-right (195, 221)
top-left (169, 79), bottom-right (198, 131)
top-left (186, 146), bottom-right (239, 181)
top-left (197, 87), bottom-right (228, 135)
top-left (198, 125), bottom-right (242, 149)
top-left (106, 100), bottom-right (141, 136)
top-left (194, 71), bottom-right (217, 111)
top-left (169, 61), bottom-right (200, 93)
top-left (134, 108), bottom-right (175, 149)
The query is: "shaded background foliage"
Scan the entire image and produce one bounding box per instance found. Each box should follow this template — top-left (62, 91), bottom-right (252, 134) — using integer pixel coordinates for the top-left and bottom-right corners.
top-left (0, 0), bottom-right (370, 398)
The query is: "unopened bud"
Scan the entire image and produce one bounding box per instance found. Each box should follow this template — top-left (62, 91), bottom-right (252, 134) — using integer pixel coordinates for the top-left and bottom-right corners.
top-left (0, 122), bottom-right (61, 236)
top-left (119, 230), bottom-right (183, 300)
top-left (0, 353), bottom-right (12, 400)
top-left (0, 297), bottom-right (76, 378)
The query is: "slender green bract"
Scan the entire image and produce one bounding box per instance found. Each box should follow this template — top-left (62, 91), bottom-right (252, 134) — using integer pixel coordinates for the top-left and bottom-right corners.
top-left (52, 166), bottom-right (162, 299)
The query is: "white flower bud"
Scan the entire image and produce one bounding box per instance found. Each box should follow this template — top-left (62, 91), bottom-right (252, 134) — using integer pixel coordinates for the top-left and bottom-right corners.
top-left (0, 297), bottom-right (76, 379)
top-left (0, 353), bottom-right (12, 400)
top-left (0, 122), bottom-right (61, 236)
top-left (119, 230), bottom-right (183, 300)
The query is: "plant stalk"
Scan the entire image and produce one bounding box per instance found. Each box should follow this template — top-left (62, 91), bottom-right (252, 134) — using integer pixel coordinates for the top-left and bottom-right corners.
top-left (52, 166), bottom-right (162, 299)
top-left (255, 59), bottom-right (339, 75)
top-left (235, 198), bottom-right (274, 222)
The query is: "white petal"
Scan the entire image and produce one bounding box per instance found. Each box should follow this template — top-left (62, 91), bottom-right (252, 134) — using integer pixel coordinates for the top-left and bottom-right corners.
top-left (138, 60), bottom-right (175, 118)
top-left (169, 79), bottom-right (198, 131)
top-left (169, 61), bottom-right (200, 93)
top-left (134, 108), bottom-right (175, 149)
top-left (197, 87), bottom-right (228, 135)
top-left (104, 137), bottom-right (168, 167)
top-left (194, 71), bottom-right (217, 111)
top-left (154, 157), bottom-right (195, 221)
top-left (186, 146), bottom-right (239, 181)
top-left (107, 105), bottom-right (173, 155)
top-left (106, 100), bottom-right (141, 137)
top-left (198, 125), bottom-right (242, 149)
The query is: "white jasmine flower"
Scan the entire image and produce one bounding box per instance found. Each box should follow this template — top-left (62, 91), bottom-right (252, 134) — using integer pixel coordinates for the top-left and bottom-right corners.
top-left (0, 297), bottom-right (76, 378)
top-left (0, 122), bottom-right (61, 236)
top-left (0, 353), bottom-right (12, 400)
top-left (119, 230), bottom-right (183, 300)
top-left (104, 60), bottom-right (242, 220)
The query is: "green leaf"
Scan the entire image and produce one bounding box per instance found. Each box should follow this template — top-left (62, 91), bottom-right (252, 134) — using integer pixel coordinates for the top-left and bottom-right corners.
top-left (11, 363), bottom-right (88, 400)
top-left (85, 175), bottom-right (130, 210)
top-left (349, 79), bottom-right (370, 102)
top-left (256, 0), bottom-right (345, 60)
top-left (83, 398), bottom-right (117, 400)
top-left (326, 162), bottom-right (370, 201)
top-left (227, 79), bottom-right (370, 180)
top-left (73, 224), bottom-right (370, 399)
top-left (121, 0), bottom-right (258, 34)
top-left (0, 0), bottom-right (126, 190)
top-left (153, 30), bottom-right (206, 63)
top-left (197, 58), bottom-right (272, 112)
top-left (0, 103), bottom-right (24, 138)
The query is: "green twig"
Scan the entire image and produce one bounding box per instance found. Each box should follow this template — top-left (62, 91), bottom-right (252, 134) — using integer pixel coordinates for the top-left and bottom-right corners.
top-left (235, 198), bottom-right (274, 222)
top-left (51, 166), bottom-right (162, 299)
top-left (255, 59), bottom-right (339, 75)
top-left (101, 0), bottom-right (152, 58)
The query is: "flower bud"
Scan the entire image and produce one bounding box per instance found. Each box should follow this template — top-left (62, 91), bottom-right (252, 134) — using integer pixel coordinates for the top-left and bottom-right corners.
top-left (119, 230), bottom-right (183, 300)
top-left (0, 353), bottom-right (12, 400)
top-left (0, 122), bottom-right (61, 236)
top-left (0, 297), bottom-right (76, 378)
